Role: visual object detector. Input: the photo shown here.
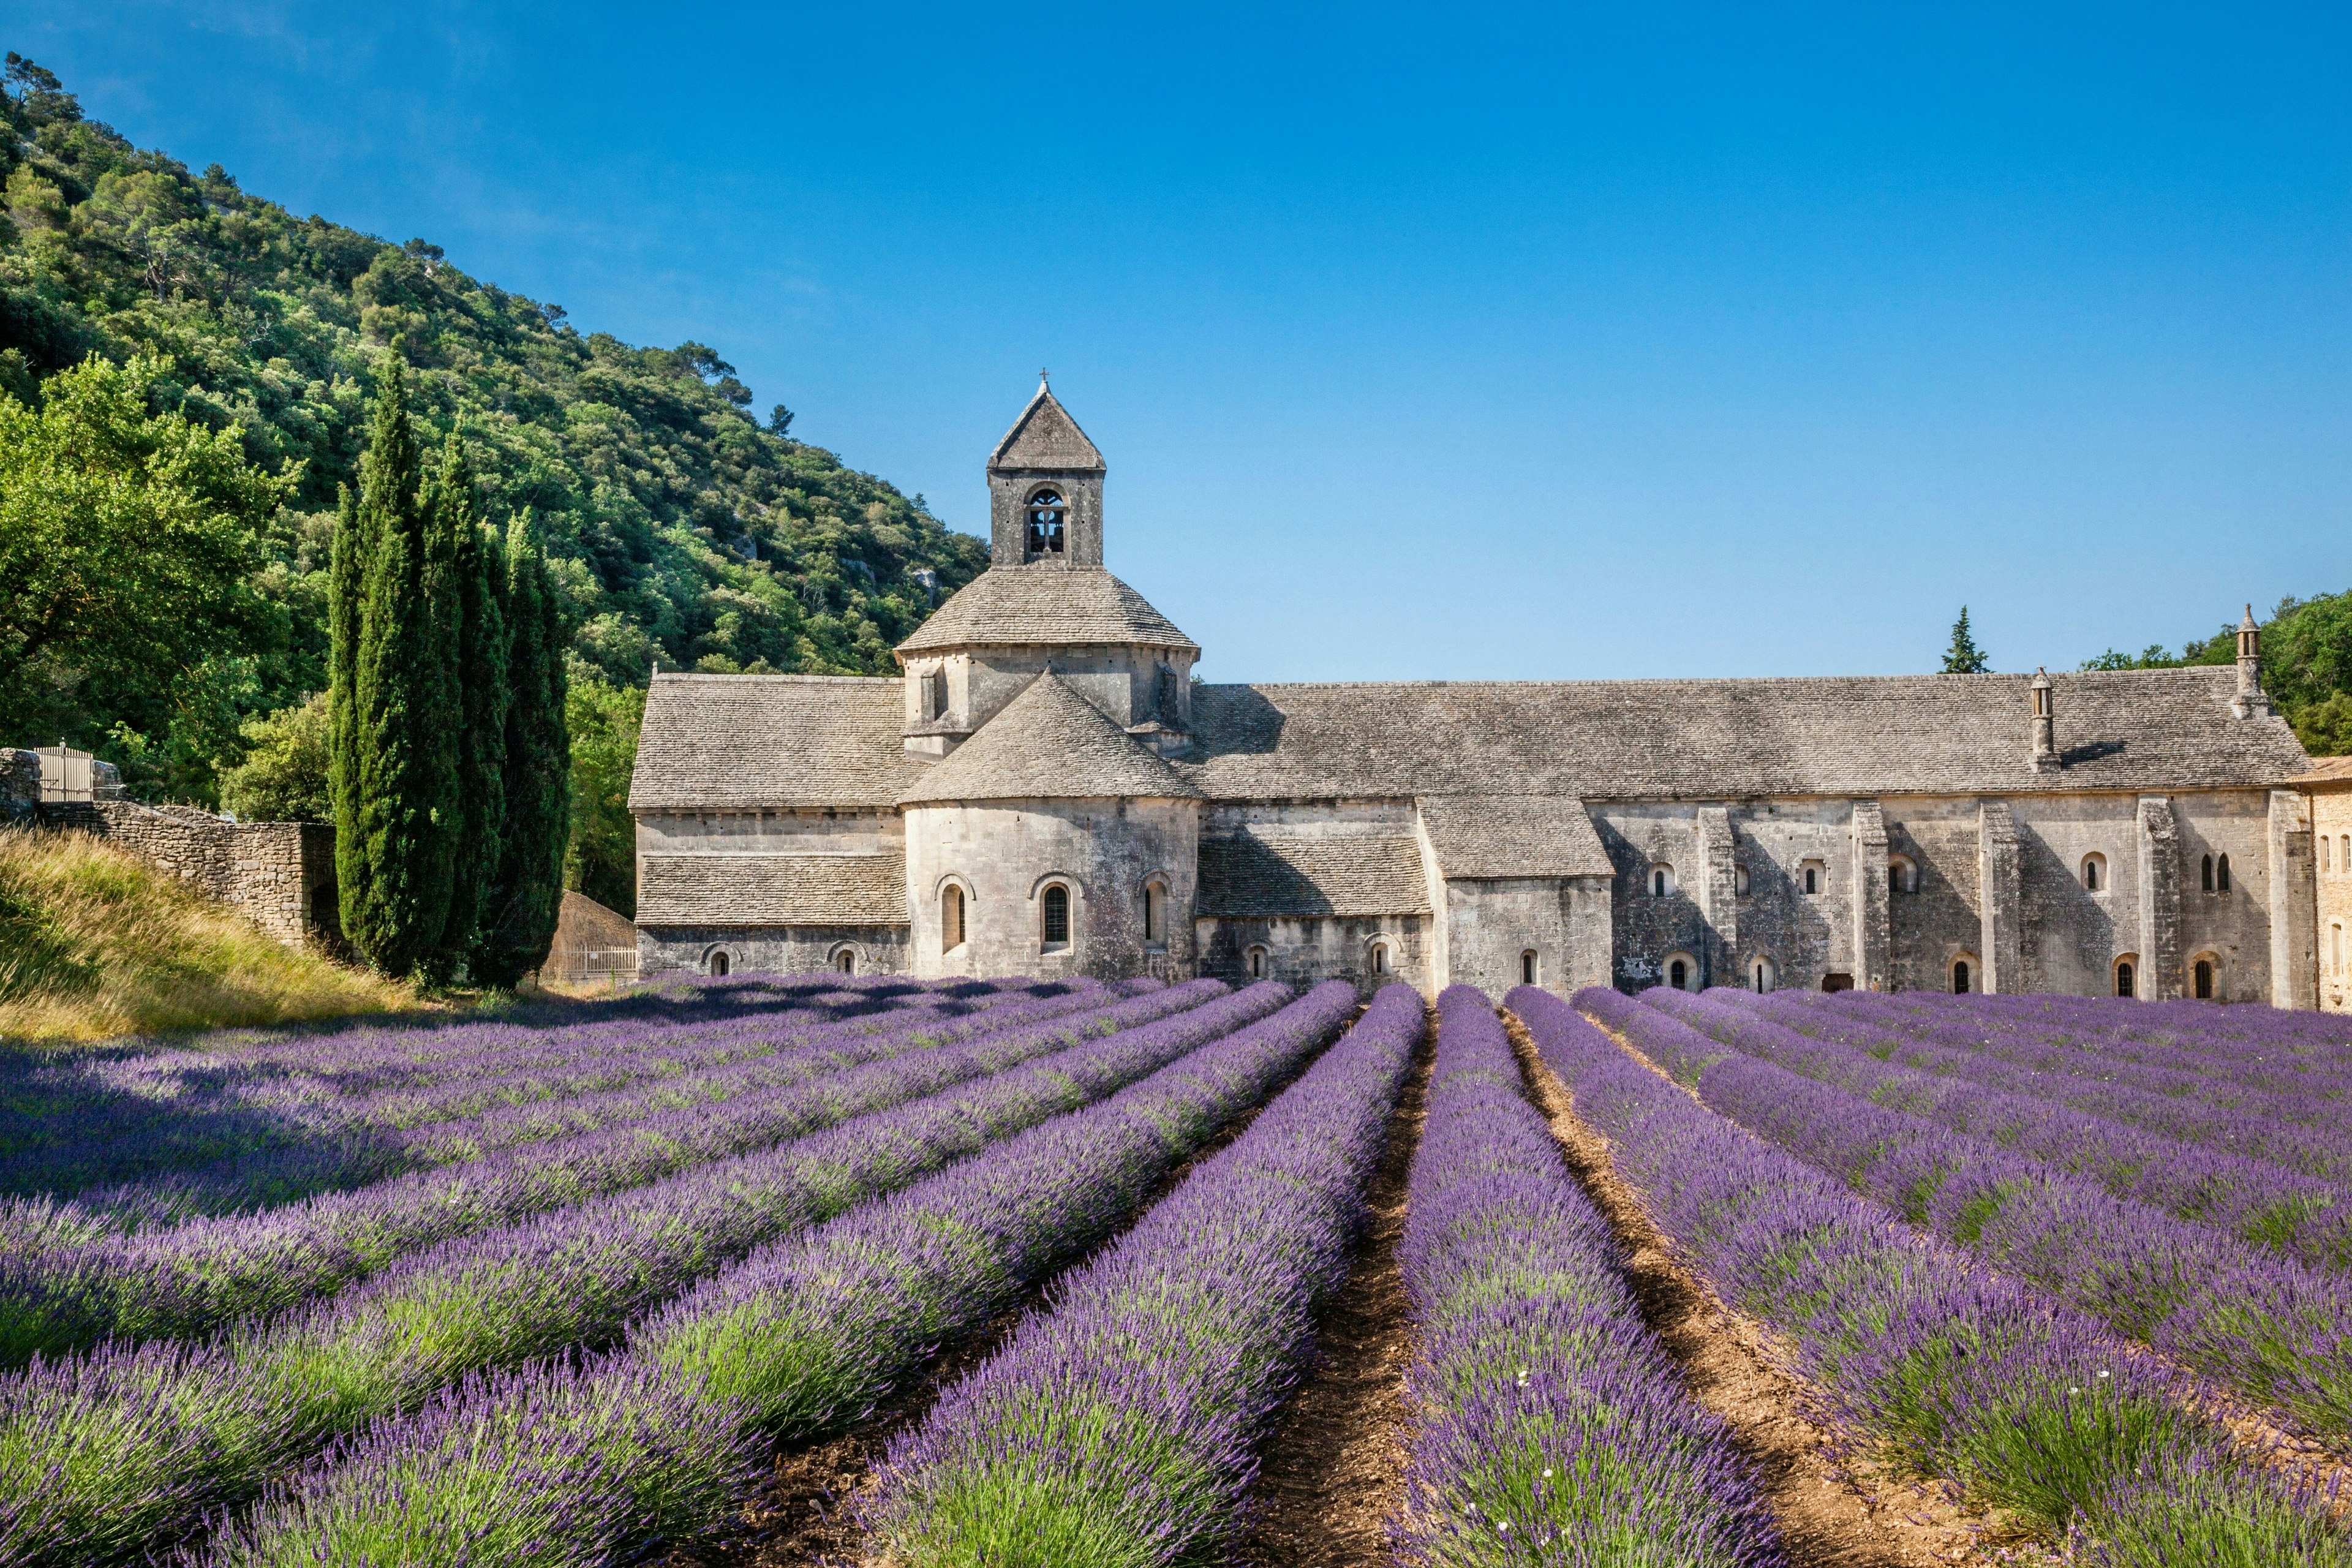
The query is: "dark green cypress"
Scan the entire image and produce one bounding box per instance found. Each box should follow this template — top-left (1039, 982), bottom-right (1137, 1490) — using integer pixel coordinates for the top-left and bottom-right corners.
top-left (325, 480), bottom-right (366, 952)
top-left (431, 437), bottom-right (510, 979)
top-left (340, 359), bottom-right (461, 979)
top-left (478, 509), bottom-right (570, 985)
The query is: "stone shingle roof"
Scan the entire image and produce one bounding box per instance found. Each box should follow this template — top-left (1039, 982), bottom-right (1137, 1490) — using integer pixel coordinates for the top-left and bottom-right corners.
top-left (990, 385), bottom-right (1104, 471)
top-left (637, 851), bottom-right (908, 927)
top-left (1196, 829), bottom-right (1431, 918)
top-left (1417, 795), bottom-right (1613, 878)
top-left (627, 674), bottom-right (918, 812)
top-left (2293, 756), bottom-right (2352, 788)
top-left (894, 567), bottom-right (1197, 656)
top-left (1174, 669), bottom-right (2310, 801)
top-left (897, 674), bottom-right (1203, 806)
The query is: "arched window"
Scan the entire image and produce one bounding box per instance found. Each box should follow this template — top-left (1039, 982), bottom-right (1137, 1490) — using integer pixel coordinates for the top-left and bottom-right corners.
top-left (2114, 958), bottom-right (2136, 998)
top-left (1649, 863), bottom-right (1675, 897)
top-left (2081, 853), bottom-right (2105, 892)
top-left (1041, 883), bottom-right (1071, 949)
top-left (2202, 854), bottom-right (2215, 893)
top-left (2216, 854), bottom-right (2231, 893)
top-left (831, 946), bottom-right (858, 975)
top-left (706, 949), bottom-right (729, 977)
top-left (1952, 959), bottom-right (1972, 994)
top-left (1521, 951), bottom-right (1539, 986)
top-left (2332, 923), bottom-right (2344, 975)
top-left (941, 884), bottom-right (965, 951)
top-left (1369, 942), bottom-right (1390, 976)
top-left (2342, 835), bottom-right (2350, 874)
top-left (1025, 488), bottom-right (1066, 556)
top-left (1142, 880), bottom-right (1166, 946)
top-left (1751, 957), bottom-right (1776, 993)
top-left (1668, 959), bottom-right (1687, 990)
top-left (1800, 860), bottom-right (1824, 896)
top-left (2193, 957), bottom-right (2215, 1000)
top-left (2323, 836), bottom-right (2333, 874)
top-left (1247, 944), bottom-right (1269, 979)
top-left (1888, 855), bottom-right (1917, 895)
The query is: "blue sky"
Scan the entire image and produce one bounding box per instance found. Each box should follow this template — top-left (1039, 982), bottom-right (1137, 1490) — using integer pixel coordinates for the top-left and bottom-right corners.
top-left (10, 2), bottom-right (2347, 682)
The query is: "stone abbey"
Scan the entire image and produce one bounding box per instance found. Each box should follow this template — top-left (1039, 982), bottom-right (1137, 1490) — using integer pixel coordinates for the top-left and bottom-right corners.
top-left (628, 382), bottom-right (2339, 1006)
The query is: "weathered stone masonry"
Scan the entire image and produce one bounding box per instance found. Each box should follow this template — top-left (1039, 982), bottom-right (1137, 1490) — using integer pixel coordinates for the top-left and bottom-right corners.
top-left (627, 383), bottom-right (2326, 1005)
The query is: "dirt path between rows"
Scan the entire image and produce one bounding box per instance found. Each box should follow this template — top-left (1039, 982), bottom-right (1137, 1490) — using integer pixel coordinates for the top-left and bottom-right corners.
top-left (1234, 1015), bottom-right (1433, 1567)
top-left (1504, 1010), bottom-right (2027, 1568)
top-left (670, 1015), bottom-right (1362, 1567)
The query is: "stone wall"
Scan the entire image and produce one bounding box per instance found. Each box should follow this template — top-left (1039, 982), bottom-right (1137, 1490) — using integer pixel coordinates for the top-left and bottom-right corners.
top-left (0, 750), bottom-right (36, 827)
top-left (638, 924), bottom-right (910, 977)
top-left (1439, 876), bottom-right (1613, 997)
top-left (1196, 912), bottom-right (1428, 996)
top-left (2316, 786), bottom-right (2352, 1014)
top-left (36, 798), bottom-right (336, 950)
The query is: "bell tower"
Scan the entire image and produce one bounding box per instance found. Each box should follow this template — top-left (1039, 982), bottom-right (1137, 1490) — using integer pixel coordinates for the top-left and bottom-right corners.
top-left (987, 375), bottom-right (1106, 568)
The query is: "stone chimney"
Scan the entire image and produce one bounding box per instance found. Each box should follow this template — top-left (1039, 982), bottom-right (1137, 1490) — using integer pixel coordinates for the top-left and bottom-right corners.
top-left (2030, 668), bottom-right (2058, 771)
top-left (2231, 605), bottom-right (2271, 718)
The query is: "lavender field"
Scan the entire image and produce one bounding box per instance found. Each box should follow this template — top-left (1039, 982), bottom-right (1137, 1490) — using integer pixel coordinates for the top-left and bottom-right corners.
top-left (2, 971), bottom-right (2350, 1566)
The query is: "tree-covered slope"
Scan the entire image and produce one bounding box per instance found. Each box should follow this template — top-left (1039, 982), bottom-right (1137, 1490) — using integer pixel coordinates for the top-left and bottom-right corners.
top-left (1, 55), bottom-right (982, 791)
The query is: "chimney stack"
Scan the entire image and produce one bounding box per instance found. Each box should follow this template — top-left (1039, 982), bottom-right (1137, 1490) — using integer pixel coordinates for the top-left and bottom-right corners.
top-left (2231, 605), bottom-right (2271, 718)
top-left (2030, 668), bottom-right (2058, 771)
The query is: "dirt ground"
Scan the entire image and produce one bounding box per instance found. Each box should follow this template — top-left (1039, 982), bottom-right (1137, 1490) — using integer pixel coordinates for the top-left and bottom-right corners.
top-left (1506, 1010), bottom-right (2056, 1568)
top-left (1233, 1024), bottom-right (1433, 1567)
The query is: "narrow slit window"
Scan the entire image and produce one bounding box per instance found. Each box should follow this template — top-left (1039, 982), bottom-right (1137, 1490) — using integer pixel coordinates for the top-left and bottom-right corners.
top-left (941, 884), bottom-right (965, 950)
top-left (1521, 951), bottom-right (1538, 986)
top-left (1142, 882), bottom-right (1164, 944)
top-left (1370, 943), bottom-right (1390, 975)
top-left (2202, 854), bottom-right (2215, 892)
top-left (2216, 854), bottom-right (2231, 892)
top-left (1248, 945), bottom-right (1267, 979)
top-left (1803, 866), bottom-right (1818, 895)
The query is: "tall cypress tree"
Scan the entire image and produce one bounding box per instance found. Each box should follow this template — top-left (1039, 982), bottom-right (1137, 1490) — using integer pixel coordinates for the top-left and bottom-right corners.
top-left (336, 359), bottom-right (461, 978)
top-left (430, 436), bottom-right (510, 979)
top-left (478, 509), bottom-right (570, 985)
top-left (325, 481), bottom-right (367, 952)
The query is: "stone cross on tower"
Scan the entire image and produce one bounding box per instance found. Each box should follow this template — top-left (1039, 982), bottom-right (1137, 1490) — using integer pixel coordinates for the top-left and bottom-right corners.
top-left (987, 380), bottom-right (1107, 568)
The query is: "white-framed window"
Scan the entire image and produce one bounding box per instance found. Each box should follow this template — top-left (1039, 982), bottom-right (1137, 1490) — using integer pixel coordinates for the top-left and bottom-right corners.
top-left (1663, 951), bottom-right (1698, 992)
top-left (2081, 853), bottom-right (2107, 892)
top-left (1649, 862), bottom-right (1676, 898)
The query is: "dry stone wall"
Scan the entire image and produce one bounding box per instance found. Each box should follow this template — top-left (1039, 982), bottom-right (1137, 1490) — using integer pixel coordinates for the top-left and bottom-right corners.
top-left (34, 799), bottom-right (336, 951)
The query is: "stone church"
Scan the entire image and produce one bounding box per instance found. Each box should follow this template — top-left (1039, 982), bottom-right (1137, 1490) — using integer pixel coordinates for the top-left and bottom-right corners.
top-left (628, 382), bottom-right (2324, 1005)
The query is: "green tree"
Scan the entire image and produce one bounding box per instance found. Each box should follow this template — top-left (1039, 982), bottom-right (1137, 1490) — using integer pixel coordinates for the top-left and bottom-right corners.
top-left (0, 355), bottom-right (285, 743)
top-left (566, 665), bottom-right (646, 917)
top-left (217, 692), bottom-right (331, 822)
top-left (1941, 606), bottom-right (1991, 674)
top-left (430, 439), bottom-right (510, 976)
top-left (478, 510), bottom-right (571, 984)
top-left (334, 359), bottom-right (460, 979)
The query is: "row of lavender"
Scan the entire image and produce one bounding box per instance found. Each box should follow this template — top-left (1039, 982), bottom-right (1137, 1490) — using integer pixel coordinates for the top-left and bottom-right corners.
top-left (0, 978), bottom-right (1300, 1562)
top-left (197, 982), bottom-right (1382, 1567)
top-left (1611, 987), bottom-right (2352, 1441)
top-left (1526, 987), bottom-right (2342, 1565)
top-left (1388, 989), bottom-right (1779, 1565)
top-left (0, 980), bottom-right (1194, 1361)
top-left (0, 974), bottom-right (1058, 1203)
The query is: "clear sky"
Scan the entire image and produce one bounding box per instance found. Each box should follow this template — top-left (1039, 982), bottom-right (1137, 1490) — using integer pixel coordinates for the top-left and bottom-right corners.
top-left (9, 3), bottom-right (2347, 682)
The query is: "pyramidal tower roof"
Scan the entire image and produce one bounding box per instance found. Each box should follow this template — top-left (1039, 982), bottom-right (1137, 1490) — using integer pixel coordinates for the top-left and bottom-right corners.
top-left (989, 379), bottom-right (1104, 472)
top-left (897, 673), bottom-right (1202, 805)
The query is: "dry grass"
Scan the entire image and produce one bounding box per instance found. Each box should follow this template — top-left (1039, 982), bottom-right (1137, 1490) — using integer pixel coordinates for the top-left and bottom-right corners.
top-left (0, 828), bottom-right (420, 1044)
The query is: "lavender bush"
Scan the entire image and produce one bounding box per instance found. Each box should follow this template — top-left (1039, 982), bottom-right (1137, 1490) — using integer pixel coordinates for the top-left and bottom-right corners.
top-left (1531, 987), bottom-right (2342, 1563)
top-left (864, 982), bottom-right (1426, 1568)
top-left (1394, 987), bottom-right (1781, 1567)
top-left (200, 981), bottom-right (1367, 1568)
top-left (0, 979), bottom-right (1280, 1565)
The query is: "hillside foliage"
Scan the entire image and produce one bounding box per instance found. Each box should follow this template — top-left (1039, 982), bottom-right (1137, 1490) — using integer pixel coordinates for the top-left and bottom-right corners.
top-left (2083, 592), bottom-right (2352, 756)
top-left (0, 53), bottom-right (984, 812)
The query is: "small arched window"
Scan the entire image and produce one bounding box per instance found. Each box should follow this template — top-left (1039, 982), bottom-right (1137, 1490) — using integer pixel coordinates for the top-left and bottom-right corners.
top-left (1953, 959), bottom-right (1972, 994)
top-left (1142, 880), bottom-right (1167, 946)
top-left (1888, 856), bottom-right (1917, 895)
top-left (1041, 883), bottom-right (1071, 948)
top-left (2323, 836), bottom-right (2333, 875)
top-left (1668, 959), bottom-right (1687, 990)
top-left (941, 884), bottom-right (965, 951)
top-left (1521, 951), bottom-right (1539, 986)
top-left (2216, 854), bottom-right (2231, 893)
top-left (2202, 854), bottom-right (2215, 893)
top-left (1751, 957), bottom-right (1775, 993)
top-left (832, 946), bottom-right (857, 975)
top-left (707, 949), bottom-right (730, 977)
top-left (2332, 923), bottom-right (2344, 975)
top-left (2081, 853), bottom-right (2105, 892)
top-left (1247, 944), bottom-right (1269, 979)
top-left (1025, 488), bottom-right (1066, 556)
top-left (1649, 864), bottom-right (1675, 897)
top-left (2193, 957), bottom-right (2215, 1000)
top-left (1368, 942), bottom-right (1390, 976)
top-left (2115, 959), bottom-right (2136, 998)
